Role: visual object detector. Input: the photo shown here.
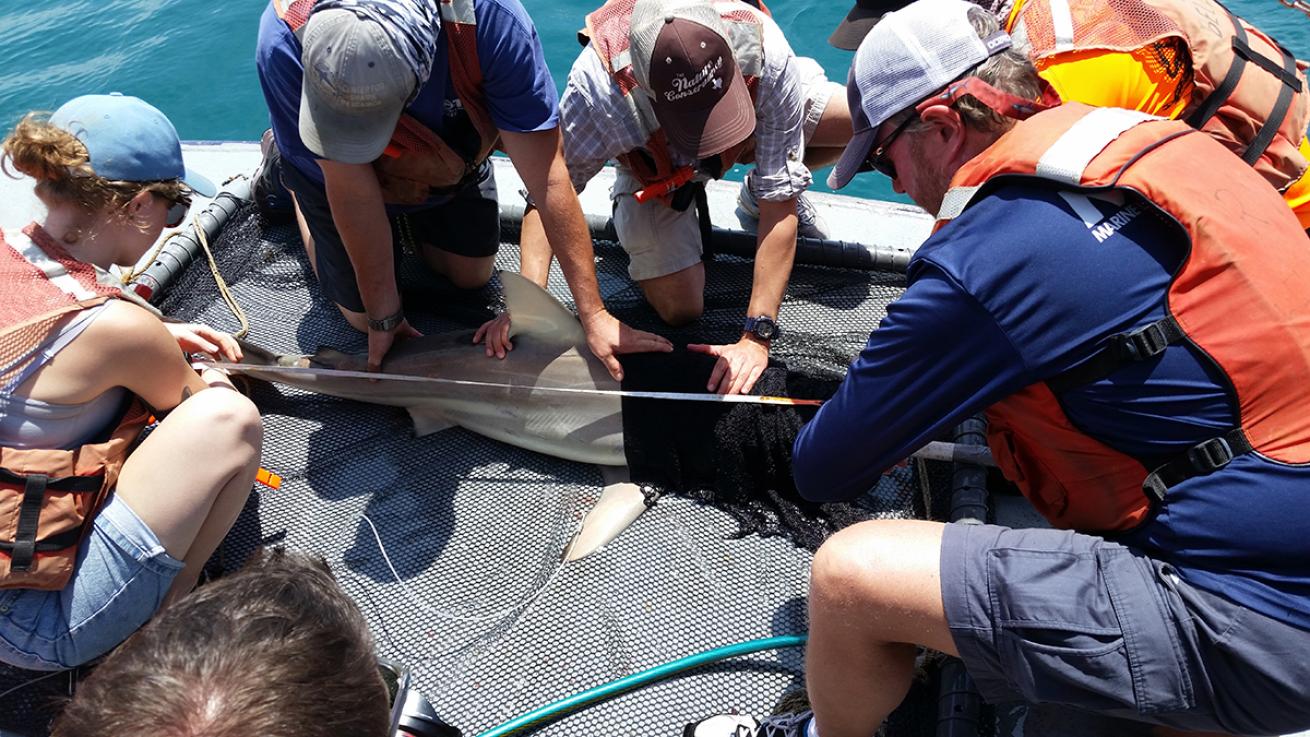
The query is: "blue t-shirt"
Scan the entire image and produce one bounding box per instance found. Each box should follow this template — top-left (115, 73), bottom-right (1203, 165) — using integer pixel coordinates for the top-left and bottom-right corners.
top-left (255, 0), bottom-right (558, 186)
top-left (793, 182), bottom-right (1310, 629)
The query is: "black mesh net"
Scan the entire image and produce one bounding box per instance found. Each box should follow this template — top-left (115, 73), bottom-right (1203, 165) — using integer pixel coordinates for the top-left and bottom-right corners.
top-left (0, 198), bottom-right (960, 737)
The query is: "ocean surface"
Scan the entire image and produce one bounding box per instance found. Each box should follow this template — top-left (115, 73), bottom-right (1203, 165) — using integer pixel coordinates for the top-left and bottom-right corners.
top-left (1, 0), bottom-right (1308, 205)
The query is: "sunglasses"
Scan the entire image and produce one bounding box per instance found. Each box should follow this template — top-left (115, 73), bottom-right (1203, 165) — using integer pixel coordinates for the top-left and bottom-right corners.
top-left (864, 114), bottom-right (917, 181)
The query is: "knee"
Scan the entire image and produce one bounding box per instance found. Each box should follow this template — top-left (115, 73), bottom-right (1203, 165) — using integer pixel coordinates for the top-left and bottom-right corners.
top-left (183, 388), bottom-right (264, 457)
top-left (810, 520), bottom-right (906, 613)
top-left (447, 266), bottom-right (494, 291)
top-left (649, 294), bottom-right (703, 326)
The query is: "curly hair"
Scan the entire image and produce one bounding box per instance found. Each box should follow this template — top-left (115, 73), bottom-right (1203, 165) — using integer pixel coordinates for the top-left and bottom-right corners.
top-left (2, 112), bottom-right (190, 217)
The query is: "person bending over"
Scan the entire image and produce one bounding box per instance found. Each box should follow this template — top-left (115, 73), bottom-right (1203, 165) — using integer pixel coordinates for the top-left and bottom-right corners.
top-left (482, 0), bottom-right (852, 396)
top-left (256, 0), bottom-right (671, 378)
top-left (0, 94), bottom-right (262, 670)
top-left (695, 0), bottom-right (1310, 734)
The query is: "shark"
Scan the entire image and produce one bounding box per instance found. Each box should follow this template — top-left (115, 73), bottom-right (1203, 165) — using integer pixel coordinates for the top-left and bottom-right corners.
top-left (231, 273), bottom-right (654, 561)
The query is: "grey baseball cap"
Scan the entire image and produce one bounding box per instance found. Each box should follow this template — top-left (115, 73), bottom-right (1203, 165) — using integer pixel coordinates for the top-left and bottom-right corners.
top-left (299, 8), bottom-right (417, 164)
top-left (828, 0), bottom-right (1012, 189)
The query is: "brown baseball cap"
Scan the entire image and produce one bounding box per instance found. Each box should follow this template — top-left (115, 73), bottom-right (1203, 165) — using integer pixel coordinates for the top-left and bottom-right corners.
top-left (629, 0), bottom-right (756, 159)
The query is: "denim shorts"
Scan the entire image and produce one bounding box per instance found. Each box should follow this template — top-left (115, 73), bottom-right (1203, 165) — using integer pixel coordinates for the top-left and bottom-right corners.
top-left (941, 523), bottom-right (1310, 736)
top-left (0, 494), bottom-right (183, 671)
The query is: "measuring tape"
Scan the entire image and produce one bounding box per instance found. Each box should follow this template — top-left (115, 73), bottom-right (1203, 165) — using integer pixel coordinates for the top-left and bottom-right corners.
top-left (202, 361), bottom-right (827, 407)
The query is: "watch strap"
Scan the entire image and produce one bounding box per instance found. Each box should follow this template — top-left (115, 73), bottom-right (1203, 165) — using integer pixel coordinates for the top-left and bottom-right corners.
top-left (367, 309), bottom-right (406, 332)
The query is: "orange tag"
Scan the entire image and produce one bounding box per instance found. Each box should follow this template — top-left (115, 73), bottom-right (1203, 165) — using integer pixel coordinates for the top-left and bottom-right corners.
top-left (255, 467), bottom-right (283, 490)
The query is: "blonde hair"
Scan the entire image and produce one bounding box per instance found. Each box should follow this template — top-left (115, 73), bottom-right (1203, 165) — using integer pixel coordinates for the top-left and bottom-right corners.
top-left (1, 112), bottom-right (189, 217)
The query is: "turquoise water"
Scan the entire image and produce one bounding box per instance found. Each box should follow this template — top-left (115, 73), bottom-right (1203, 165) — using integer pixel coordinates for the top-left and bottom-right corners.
top-left (1, 0), bottom-right (1308, 204)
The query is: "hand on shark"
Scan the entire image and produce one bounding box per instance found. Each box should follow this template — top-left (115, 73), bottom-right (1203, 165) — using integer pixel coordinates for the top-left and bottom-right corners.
top-left (368, 317), bottom-right (423, 372)
top-left (166, 322), bottom-right (244, 363)
top-left (687, 335), bottom-right (770, 395)
top-left (474, 307), bottom-right (672, 382)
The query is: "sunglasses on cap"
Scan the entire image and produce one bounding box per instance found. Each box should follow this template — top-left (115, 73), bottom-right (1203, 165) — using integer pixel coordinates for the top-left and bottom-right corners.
top-left (863, 114), bottom-right (917, 181)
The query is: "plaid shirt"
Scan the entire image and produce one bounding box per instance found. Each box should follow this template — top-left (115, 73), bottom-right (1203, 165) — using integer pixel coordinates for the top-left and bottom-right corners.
top-left (560, 11), bottom-right (811, 202)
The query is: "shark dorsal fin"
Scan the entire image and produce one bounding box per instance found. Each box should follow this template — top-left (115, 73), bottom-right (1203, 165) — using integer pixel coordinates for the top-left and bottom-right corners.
top-left (501, 271), bottom-right (587, 345)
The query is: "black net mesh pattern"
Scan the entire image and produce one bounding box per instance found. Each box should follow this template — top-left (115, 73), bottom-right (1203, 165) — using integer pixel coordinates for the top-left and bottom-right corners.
top-left (0, 202), bottom-right (954, 737)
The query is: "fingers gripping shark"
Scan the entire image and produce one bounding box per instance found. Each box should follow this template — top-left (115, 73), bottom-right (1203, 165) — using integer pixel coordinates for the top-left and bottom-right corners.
top-left (232, 273), bottom-right (649, 561)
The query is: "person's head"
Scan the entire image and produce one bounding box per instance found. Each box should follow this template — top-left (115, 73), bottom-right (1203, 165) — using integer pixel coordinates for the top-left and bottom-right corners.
top-left (629, 0), bottom-right (756, 159)
top-left (298, 8), bottom-right (420, 164)
top-left (51, 549), bottom-right (392, 737)
top-left (828, 0), bottom-right (1044, 215)
top-left (1, 93), bottom-right (214, 264)
top-left (827, 0), bottom-right (1014, 50)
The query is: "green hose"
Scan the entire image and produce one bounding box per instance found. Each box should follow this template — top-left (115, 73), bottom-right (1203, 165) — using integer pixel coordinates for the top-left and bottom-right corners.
top-left (474, 633), bottom-right (809, 737)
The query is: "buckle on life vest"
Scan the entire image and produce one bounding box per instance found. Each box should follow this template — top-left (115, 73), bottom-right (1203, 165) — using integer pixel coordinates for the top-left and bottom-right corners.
top-left (1141, 429), bottom-right (1252, 504)
top-left (1112, 320), bottom-right (1176, 361)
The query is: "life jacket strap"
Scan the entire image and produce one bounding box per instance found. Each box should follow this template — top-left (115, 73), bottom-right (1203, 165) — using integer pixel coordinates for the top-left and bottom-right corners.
top-left (1141, 428), bottom-right (1253, 503)
top-left (1185, 7), bottom-right (1303, 165)
top-left (1046, 315), bottom-right (1186, 393)
top-left (1, 468), bottom-right (105, 571)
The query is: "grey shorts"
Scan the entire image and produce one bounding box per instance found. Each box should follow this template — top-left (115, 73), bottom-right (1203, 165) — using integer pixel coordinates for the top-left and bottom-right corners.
top-left (941, 523), bottom-right (1310, 736)
top-left (611, 57), bottom-right (841, 282)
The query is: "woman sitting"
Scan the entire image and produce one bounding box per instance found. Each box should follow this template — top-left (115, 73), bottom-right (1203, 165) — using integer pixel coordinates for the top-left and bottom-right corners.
top-left (0, 93), bottom-right (262, 670)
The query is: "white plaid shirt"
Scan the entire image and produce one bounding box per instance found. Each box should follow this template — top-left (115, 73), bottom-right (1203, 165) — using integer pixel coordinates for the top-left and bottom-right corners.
top-left (560, 11), bottom-right (812, 202)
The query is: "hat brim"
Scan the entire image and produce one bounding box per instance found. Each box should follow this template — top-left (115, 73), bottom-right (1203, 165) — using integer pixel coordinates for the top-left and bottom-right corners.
top-left (182, 166), bottom-right (216, 198)
top-left (828, 5), bottom-right (883, 51)
top-left (656, 69), bottom-right (757, 160)
top-left (298, 78), bottom-right (404, 165)
top-left (828, 126), bottom-right (878, 190)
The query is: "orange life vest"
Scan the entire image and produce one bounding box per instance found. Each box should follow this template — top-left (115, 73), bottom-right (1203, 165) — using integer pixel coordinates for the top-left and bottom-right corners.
top-left (580, 0), bottom-right (767, 194)
top-left (275, 0), bottom-right (501, 204)
top-left (0, 225), bottom-right (149, 590)
top-left (1009, 0), bottom-right (1310, 194)
top-left (933, 103), bottom-right (1310, 532)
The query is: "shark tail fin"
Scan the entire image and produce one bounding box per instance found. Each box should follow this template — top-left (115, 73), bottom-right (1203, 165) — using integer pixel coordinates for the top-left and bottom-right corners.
top-left (501, 272), bottom-right (587, 345)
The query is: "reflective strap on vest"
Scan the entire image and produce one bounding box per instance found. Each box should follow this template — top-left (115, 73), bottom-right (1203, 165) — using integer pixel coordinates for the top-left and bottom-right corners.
top-left (1046, 315), bottom-right (1186, 394)
top-left (7, 230), bottom-right (97, 301)
top-left (1035, 107), bottom-right (1160, 184)
top-left (936, 185), bottom-right (984, 222)
top-left (1048, 0), bottom-right (1075, 53)
top-left (1185, 6), bottom-right (1303, 166)
top-left (439, 0), bottom-right (475, 24)
top-left (1142, 428), bottom-right (1254, 503)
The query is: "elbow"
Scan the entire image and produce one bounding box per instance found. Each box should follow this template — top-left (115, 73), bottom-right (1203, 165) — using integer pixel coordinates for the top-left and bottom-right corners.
top-left (792, 429), bottom-right (854, 504)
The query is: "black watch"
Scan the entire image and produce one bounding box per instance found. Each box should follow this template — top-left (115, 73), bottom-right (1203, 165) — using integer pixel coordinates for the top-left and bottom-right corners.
top-left (743, 315), bottom-right (781, 342)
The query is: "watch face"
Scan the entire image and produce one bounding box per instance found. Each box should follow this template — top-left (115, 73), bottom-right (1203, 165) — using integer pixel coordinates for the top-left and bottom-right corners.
top-left (753, 317), bottom-right (779, 340)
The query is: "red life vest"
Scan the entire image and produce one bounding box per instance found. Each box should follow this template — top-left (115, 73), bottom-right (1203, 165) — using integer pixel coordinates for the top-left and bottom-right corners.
top-left (933, 103), bottom-right (1310, 532)
top-left (275, 0), bottom-right (501, 204)
top-left (1010, 0), bottom-right (1310, 195)
top-left (580, 0), bottom-right (767, 193)
top-left (0, 225), bottom-right (149, 590)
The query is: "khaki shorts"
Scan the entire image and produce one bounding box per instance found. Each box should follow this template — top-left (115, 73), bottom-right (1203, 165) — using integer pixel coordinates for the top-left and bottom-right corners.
top-left (612, 57), bottom-right (843, 282)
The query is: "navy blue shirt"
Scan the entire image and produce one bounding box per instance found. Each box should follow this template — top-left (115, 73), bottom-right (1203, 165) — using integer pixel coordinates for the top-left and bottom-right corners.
top-left (794, 183), bottom-right (1310, 629)
top-left (255, 0), bottom-right (558, 186)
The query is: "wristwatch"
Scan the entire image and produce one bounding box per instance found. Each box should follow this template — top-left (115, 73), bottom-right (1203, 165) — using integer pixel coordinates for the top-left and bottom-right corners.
top-left (367, 309), bottom-right (406, 332)
top-left (743, 315), bottom-right (781, 342)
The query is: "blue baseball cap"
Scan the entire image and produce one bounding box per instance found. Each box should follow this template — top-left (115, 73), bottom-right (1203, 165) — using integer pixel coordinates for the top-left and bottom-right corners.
top-left (49, 93), bottom-right (215, 196)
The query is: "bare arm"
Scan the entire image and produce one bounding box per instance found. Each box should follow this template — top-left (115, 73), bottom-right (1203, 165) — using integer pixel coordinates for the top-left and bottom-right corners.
top-left (688, 197), bottom-right (798, 395)
top-left (318, 159), bottom-right (420, 370)
top-left (499, 127), bottom-right (672, 380)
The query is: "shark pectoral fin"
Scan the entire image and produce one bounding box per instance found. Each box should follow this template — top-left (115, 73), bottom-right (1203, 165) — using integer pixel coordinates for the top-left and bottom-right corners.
top-left (500, 271), bottom-right (587, 345)
top-left (407, 407), bottom-right (456, 437)
top-left (562, 467), bottom-right (651, 562)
